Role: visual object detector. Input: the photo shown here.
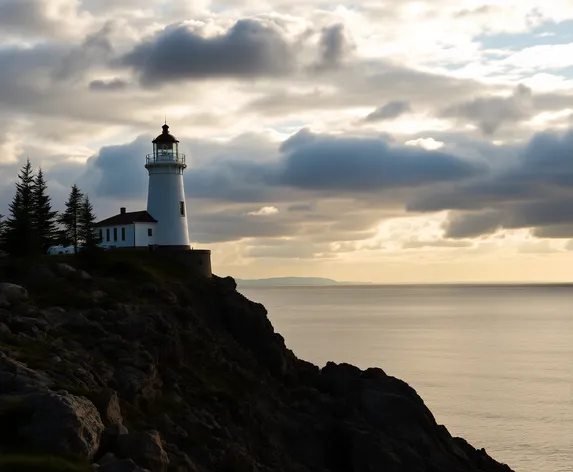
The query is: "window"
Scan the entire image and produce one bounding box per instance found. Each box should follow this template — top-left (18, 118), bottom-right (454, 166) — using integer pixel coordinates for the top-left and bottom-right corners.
top-left (180, 201), bottom-right (185, 217)
top-left (148, 228), bottom-right (153, 237)
top-left (121, 227), bottom-right (126, 241)
top-left (113, 228), bottom-right (118, 241)
top-left (98, 229), bottom-right (102, 241)
top-left (106, 228), bottom-right (110, 242)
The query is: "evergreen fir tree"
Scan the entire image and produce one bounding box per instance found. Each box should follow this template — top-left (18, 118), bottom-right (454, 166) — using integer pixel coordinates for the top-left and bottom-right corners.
top-left (58, 184), bottom-right (83, 253)
top-left (33, 168), bottom-right (58, 253)
top-left (78, 195), bottom-right (98, 252)
top-left (0, 214), bottom-right (6, 251)
top-left (4, 159), bottom-right (36, 256)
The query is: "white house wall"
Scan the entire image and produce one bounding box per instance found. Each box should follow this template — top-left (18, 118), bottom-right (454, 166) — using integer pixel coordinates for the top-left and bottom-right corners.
top-left (134, 222), bottom-right (156, 247)
top-left (97, 223), bottom-right (156, 248)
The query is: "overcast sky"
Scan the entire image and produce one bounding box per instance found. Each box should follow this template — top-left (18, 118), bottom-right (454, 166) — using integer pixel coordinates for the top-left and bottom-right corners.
top-left (2, 0), bottom-right (573, 282)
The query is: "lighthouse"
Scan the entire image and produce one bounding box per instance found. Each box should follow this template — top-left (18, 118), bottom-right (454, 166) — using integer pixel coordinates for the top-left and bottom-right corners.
top-left (145, 124), bottom-right (191, 248)
top-left (92, 123), bottom-right (212, 277)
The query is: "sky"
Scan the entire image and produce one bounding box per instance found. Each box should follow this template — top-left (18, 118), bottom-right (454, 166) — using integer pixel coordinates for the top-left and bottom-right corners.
top-left (2, 0), bottom-right (573, 283)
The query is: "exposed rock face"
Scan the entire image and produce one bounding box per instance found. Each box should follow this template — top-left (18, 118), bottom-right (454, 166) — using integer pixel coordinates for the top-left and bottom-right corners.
top-left (0, 254), bottom-right (515, 472)
top-left (0, 282), bottom-right (28, 307)
top-left (18, 391), bottom-right (104, 459)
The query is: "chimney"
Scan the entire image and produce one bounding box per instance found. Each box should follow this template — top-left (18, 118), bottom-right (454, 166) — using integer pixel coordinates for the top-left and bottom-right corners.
top-left (120, 207), bottom-right (126, 214)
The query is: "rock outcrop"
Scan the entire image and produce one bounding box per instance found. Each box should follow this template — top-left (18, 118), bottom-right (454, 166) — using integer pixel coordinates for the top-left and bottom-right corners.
top-left (0, 253), bottom-right (514, 471)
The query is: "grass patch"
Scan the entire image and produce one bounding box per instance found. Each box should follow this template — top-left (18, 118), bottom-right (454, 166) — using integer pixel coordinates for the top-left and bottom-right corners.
top-left (0, 454), bottom-right (90, 472)
top-left (0, 395), bottom-right (33, 452)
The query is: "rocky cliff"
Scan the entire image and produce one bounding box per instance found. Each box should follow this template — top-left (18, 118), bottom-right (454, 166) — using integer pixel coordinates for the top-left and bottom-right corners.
top-left (0, 252), bottom-right (514, 472)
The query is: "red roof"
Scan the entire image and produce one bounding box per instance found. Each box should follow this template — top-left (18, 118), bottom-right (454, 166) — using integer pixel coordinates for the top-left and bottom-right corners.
top-left (95, 210), bottom-right (157, 227)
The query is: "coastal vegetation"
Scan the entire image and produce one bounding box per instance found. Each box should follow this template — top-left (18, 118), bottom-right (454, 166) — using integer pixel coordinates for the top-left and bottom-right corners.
top-left (0, 160), bottom-right (98, 257)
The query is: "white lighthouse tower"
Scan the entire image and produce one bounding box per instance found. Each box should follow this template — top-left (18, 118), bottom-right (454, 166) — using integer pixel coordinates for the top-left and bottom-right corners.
top-left (145, 123), bottom-right (191, 248)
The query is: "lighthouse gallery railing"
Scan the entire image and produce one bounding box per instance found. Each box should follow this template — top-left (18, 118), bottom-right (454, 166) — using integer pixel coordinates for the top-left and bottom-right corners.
top-left (145, 152), bottom-right (186, 166)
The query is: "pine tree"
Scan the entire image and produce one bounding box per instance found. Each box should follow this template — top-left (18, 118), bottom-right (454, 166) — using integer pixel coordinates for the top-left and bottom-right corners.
top-left (0, 214), bottom-right (6, 252)
top-left (4, 159), bottom-right (37, 256)
top-left (78, 195), bottom-right (98, 252)
top-left (58, 184), bottom-right (83, 253)
top-left (33, 168), bottom-right (58, 253)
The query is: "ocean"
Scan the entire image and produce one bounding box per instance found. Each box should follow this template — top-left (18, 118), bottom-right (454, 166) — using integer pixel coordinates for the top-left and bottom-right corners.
top-left (238, 284), bottom-right (573, 472)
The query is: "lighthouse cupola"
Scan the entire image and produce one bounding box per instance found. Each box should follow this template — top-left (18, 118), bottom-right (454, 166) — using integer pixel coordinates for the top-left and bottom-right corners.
top-left (148, 124), bottom-right (185, 166)
top-left (145, 123), bottom-right (191, 248)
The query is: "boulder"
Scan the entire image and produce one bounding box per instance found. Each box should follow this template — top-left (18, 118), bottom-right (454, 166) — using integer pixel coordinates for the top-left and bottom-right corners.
top-left (98, 453), bottom-right (150, 472)
top-left (99, 423), bottom-right (129, 457)
top-left (77, 270), bottom-right (92, 281)
top-left (91, 290), bottom-right (108, 303)
top-left (0, 322), bottom-right (11, 335)
top-left (55, 263), bottom-right (77, 278)
top-left (0, 282), bottom-right (28, 308)
top-left (92, 390), bottom-right (123, 426)
top-left (116, 431), bottom-right (169, 472)
top-left (0, 353), bottom-right (53, 393)
top-left (18, 391), bottom-right (104, 460)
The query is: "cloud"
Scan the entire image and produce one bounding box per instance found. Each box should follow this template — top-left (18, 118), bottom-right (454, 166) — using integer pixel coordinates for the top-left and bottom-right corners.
top-left (364, 101), bottom-right (411, 122)
top-left (405, 137), bottom-right (444, 150)
top-left (83, 136), bottom-right (149, 199)
top-left (440, 84), bottom-right (534, 135)
top-left (247, 206), bottom-right (279, 216)
top-left (444, 211), bottom-right (503, 238)
top-left (243, 238), bottom-right (323, 259)
top-left (408, 129), bottom-right (573, 238)
top-left (89, 78), bottom-right (129, 91)
top-left (0, 0), bottom-right (52, 36)
top-left (276, 130), bottom-right (486, 192)
top-left (81, 128), bottom-right (488, 245)
top-left (314, 24), bottom-right (353, 71)
top-left (54, 22), bottom-right (115, 82)
top-left (121, 19), bottom-right (296, 86)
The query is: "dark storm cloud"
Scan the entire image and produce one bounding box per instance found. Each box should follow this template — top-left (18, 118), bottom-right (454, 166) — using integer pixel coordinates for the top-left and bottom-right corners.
top-left (443, 198), bottom-right (573, 239)
top-left (121, 19), bottom-right (295, 86)
top-left (409, 129), bottom-right (573, 238)
top-left (440, 84), bottom-right (533, 135)
top-left (276, 130), bottom-right (487, 191)
top-left (84, 136), bottom-right (149, 198)
top-left (364, 101), bottom-right (412, 122)
top-left (445, 211), bottom-right (503, 238)
top-left (533, 225), bottom-right (573, 238)
top-left (185, 160), bottom-right (274, 202)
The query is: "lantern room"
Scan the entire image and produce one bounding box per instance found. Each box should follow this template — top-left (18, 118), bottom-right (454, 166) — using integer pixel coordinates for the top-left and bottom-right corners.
top-left (146, 124), bottom-right (185, 166)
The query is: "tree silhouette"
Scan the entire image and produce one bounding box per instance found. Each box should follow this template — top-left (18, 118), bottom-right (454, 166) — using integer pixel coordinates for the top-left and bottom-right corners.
top-left (33, 168), bottom-right (58, 253)
top-left (78, 195), bottom-right (98, 252)
top-left (58, 184), bottom-right (84, 253)
top-left (3, 159), bottom-right (37, 256)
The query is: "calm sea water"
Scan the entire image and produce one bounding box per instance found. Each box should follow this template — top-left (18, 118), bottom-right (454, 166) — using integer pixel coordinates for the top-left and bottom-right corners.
top-left (238, 284), bottom-right (573, 472)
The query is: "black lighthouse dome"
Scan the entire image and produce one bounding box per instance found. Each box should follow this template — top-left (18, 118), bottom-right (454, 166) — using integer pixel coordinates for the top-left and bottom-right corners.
top-left (152, 124), bottom-right (180, 144)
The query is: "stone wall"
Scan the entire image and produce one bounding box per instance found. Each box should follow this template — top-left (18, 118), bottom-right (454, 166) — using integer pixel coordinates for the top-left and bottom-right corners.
top-left (156, 248), bottom-right (212, 278)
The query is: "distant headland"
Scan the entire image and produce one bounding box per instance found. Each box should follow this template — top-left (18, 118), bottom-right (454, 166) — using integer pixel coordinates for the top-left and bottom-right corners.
top-left (236, 276), bottom-right (371, 286)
